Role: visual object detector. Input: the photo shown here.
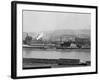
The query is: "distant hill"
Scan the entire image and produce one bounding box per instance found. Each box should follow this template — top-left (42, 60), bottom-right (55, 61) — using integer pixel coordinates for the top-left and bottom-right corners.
top-left (23, 29), bottom-right (90, 41)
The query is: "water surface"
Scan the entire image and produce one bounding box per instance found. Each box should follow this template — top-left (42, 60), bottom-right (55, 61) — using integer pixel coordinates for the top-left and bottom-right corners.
top-left (23, 48), bottom-right (90, 63)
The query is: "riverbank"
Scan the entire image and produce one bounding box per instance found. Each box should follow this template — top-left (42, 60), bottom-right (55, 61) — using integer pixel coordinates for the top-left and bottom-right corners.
top-left (23, 44), bottom-right (90, 49)
top-left (23, 58), bottom-right (90, 69)
top-left (23, 47), bottom-right (90, 52)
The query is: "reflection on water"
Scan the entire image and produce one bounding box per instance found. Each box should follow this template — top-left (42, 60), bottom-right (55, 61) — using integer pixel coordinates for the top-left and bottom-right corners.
top-left (23, 48), bottom-right (90, 63)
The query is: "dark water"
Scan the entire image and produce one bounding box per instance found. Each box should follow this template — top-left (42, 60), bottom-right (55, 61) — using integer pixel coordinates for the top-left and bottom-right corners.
top-left (23, 48), bottom-right (90, 63)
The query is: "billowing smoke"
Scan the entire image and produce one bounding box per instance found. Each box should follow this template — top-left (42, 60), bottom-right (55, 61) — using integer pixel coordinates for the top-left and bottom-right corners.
top-left (36, 32), bottom-right (44, 40)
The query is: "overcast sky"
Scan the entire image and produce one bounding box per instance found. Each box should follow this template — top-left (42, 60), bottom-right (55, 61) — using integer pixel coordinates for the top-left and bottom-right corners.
top-left (23, 10), bottom-right (91, 33)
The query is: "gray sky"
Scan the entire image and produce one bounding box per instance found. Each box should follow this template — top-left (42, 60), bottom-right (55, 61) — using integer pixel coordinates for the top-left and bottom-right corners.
top-left (23, 10), bottom-right (91, 33)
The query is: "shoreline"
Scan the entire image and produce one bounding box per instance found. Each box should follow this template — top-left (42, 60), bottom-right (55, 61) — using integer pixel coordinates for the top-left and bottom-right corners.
top-left (23, 46), bottom-right (90, 49)
top-left (23, 58), bottom-right (91, 69)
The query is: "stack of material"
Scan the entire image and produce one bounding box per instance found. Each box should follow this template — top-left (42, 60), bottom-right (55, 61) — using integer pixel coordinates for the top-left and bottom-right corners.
top-left (23, 58), bottom-right (80, 65)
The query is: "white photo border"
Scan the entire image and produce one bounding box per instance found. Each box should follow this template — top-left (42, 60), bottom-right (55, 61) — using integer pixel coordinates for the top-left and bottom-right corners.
top-left (11, 1), bottom-right (98, 79)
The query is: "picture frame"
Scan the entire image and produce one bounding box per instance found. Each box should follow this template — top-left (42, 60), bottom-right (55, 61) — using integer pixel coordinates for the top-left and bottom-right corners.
top-left (11, 1), bottom-right (98, 79)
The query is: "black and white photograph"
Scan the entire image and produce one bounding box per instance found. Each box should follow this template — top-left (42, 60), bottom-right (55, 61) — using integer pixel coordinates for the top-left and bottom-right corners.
top-left (11, 1), bottom-right (97, 79)
top-left (22, 10), bottom-right (91, 69)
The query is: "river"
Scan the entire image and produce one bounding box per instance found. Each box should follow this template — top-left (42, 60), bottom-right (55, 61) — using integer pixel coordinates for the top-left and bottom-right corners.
top-left (23, 48), bottom-right (90, 63)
